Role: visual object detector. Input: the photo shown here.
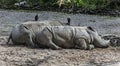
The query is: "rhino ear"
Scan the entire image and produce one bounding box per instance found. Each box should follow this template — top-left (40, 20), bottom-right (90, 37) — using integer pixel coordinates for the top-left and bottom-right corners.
top-left (87, 26), bottom-right (95, 32)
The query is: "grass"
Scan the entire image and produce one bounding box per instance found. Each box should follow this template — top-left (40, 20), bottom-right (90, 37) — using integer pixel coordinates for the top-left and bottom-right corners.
top-left (0, 0), bottom-right (119, 10)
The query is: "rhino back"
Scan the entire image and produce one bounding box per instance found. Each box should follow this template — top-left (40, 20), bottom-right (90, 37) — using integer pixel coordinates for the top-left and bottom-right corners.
top-left (23, 20), bottom-right (62, 33)
top-left (48, 20), bottom-right (62, 26)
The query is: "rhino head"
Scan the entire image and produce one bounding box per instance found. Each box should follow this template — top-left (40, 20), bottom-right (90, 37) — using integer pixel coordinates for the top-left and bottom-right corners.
top-left (87, 27), bottom-right (110, 48)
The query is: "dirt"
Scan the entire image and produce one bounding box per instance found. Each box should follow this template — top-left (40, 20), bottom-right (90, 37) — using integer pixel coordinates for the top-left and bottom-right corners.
top-left (0, 9), bottom-right (120, 66)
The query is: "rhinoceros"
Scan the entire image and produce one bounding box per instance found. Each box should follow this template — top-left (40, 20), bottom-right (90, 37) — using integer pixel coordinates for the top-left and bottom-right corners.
top-left (7, 20), bottom-right (63, 47)
top-left (35, 26), bottom-right (110, 50)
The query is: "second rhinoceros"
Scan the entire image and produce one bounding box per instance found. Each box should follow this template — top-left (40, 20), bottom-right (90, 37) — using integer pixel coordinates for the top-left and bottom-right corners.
top-left (7, 20), bottom-right (63, 47)
top-left (35, 26), bottom-right (110, 50)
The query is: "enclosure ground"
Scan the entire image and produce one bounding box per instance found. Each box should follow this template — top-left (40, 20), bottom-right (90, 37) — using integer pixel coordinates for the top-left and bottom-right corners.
top-left (0, 10), bottom-right (120, 66)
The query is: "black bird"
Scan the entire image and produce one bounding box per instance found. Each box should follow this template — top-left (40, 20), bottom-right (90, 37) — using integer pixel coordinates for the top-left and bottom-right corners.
top-left (67, 18), bottom-right (71, 25)
top-left (35, 14), bottom-right (38, 21)
top-left (78, 23), bottom-right (80, 26)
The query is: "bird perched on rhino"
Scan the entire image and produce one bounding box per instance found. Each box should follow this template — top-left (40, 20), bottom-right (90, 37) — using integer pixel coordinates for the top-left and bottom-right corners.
top-left (67, 18), bottom-right (71, 25)
top-left (35, 14), bottom-right (38, 21)
top-left (62, 18), bottom-right (71, 25)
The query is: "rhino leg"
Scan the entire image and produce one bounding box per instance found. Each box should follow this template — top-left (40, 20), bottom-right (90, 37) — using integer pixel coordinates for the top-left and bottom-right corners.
top-left (87, 44), bottom-right (94, 50)
top-left (41, 36), bottom-right (61, 50)
top-left (26, 34), bottom-right (37, 48)
top-left (76, 39), bottom-right (94, 50)
top-left (76, 39), bottom-right (88, 50)
top-left (45, 34), bottom-right (61, 50)
top-left (40, 28), bottom-right (61, 50)
top-left (47, 40), bottom-right (61, 50)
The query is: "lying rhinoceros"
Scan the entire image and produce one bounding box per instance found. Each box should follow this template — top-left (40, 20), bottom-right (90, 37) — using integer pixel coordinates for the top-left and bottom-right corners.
top-left (7, 20), bottom-right (63, 47)
top-left (35, 26), bottom-right (110, 50)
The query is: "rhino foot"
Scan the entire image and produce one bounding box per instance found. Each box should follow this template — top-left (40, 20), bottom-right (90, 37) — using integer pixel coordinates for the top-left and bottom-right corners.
top-left (55, 47), bottom-right (62, 50)
top-left (47, 40), bottom-right (62, 50)
top-left (87, 45), bottom-right (95, 50)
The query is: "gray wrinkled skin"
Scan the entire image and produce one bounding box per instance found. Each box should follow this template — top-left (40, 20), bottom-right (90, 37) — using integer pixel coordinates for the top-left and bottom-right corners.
top-left (7, 20), bottom-right (63, 47)
top-left (36, 26), bottom-right (110, 50)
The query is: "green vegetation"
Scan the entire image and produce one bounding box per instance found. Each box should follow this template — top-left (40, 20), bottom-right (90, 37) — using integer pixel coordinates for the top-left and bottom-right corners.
top-left (57, 0), bottom-right (109, 9)
top-left (0, 0), bottom-right (120, 10)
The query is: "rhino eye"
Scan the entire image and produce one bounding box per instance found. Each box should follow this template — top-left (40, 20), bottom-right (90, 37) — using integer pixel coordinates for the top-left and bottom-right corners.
top-left (23, 26), bottom-right (29, 30)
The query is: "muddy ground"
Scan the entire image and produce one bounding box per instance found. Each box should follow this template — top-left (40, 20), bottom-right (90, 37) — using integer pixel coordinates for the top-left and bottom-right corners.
top-left (0, 9), bottom-right (120, 66)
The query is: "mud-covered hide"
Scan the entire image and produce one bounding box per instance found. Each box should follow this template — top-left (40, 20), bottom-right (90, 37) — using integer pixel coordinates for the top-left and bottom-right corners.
top-left (7, 20), bottom-right (63, 47)
top-left (35, 26), bottom-right (110, 50)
